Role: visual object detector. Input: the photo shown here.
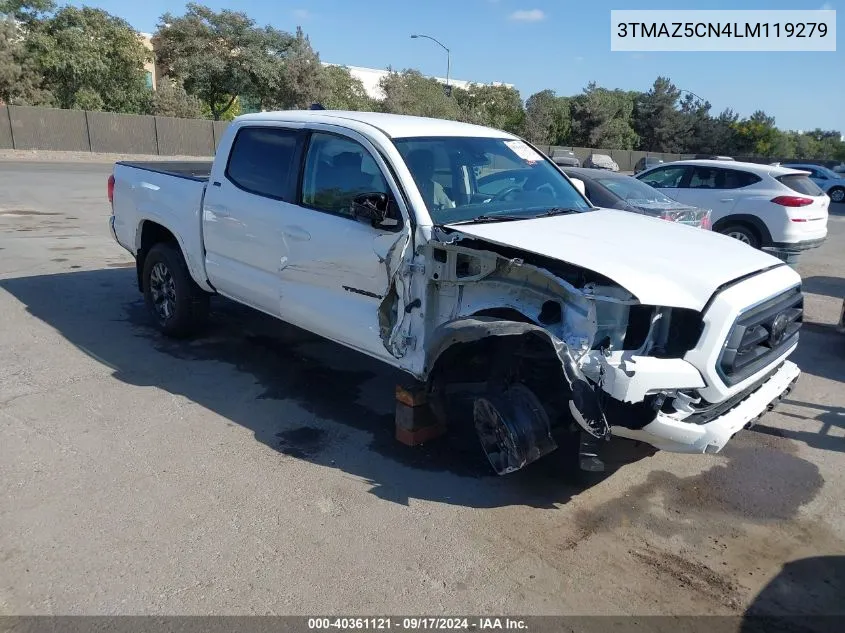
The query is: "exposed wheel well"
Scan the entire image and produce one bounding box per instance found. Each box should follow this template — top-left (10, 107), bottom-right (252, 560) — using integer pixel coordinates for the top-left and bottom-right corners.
top-left (470, 307), bottom-right (536, 325)
top-left (426, 329), bottom-right (570, 429)
top-left (136, 221), bottom-right (179, 292)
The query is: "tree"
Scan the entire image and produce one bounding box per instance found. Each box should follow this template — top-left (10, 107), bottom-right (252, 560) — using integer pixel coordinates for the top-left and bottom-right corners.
top-left (23, 6), bottom-right (151, 112)
top-left (379, 69), bottom-right (460, 119)
top-left (733, 110), bottom-right (779, 155)
top-left (153, 77), bottom-right (203, 118)
top-left (522, 89), bottom-right (569, 145)
top-left (272, 26), bottom-right (324, 109)
top-left (570, 83), bottom-right (638, 149)
top-left (0, 15), bottom-right (53, 105)
top-left (678, 95), bottom-right (709, 153)
top-left (321, 64), bottom-right (372, 111)
top-left (454, 84), bottom-right (524, 133)
top-left (153, 3), bottom-right (292, 119)
top-left (0, 0), bottom-right (54, 25)
top-left (633, 77), bottom-right (685, 152)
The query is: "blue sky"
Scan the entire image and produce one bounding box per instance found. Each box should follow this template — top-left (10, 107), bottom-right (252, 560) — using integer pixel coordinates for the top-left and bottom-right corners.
top-left (68, 0), bottom-right (843, 132)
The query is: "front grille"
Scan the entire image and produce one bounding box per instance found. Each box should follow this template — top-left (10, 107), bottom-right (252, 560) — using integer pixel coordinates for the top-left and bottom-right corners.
top-left (718, 286), bottom-right (802, 386)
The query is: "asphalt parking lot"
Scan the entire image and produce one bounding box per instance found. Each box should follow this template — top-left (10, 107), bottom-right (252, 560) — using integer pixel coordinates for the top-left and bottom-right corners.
top-left (1, 158), bottom-right (844, 617)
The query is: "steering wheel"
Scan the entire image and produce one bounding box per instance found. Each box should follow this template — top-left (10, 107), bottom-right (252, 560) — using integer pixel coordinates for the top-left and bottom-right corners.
top-left (491, 185), bottom-right (523, 201)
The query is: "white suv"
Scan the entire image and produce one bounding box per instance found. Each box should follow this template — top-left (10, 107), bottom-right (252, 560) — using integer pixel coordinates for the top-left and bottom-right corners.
top-left (636, 160), bottom-right (829, 253)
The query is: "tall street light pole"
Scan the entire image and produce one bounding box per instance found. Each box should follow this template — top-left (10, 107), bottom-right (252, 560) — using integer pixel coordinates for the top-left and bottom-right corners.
top-left (410, 33), bottom-right (451, 95)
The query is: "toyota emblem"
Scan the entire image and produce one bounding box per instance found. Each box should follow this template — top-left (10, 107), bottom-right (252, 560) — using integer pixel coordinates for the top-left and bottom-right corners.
top-left (769, 312), bottom-right (790, 346)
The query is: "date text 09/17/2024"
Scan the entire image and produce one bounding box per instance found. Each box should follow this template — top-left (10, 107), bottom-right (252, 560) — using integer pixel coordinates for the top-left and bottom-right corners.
top-left (307, 618), bottom-right (528, 630)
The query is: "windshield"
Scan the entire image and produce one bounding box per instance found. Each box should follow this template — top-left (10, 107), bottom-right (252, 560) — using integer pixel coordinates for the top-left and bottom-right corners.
top-left (595, 176), bottom-right (677, 205)
top-left (392, 136), bottom-right (593, 225)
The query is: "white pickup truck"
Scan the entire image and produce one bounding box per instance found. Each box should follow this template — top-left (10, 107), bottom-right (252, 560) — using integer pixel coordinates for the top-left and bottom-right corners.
top-left (109, 110), bottom-right (803, 475)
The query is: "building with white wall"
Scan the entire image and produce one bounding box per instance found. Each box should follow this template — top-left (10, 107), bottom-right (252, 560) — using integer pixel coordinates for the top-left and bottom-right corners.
top-left (322, 63), bottom-right (513, 100)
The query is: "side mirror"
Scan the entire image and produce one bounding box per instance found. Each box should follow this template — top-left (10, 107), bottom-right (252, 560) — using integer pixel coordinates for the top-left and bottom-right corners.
top-left (570, 177), bottom-right (587, 197)
top-left (352, 192), bottom-right (399, 228)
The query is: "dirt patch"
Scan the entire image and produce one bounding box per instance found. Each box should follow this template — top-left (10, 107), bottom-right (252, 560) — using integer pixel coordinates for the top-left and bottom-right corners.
top-left (49, 246), bottom-right (85, 251)
top-left (107, 262), bottom-right (135, 268)
top-left (573, 432), bottom-right (822, 544)
top-left (630, 546), bottom-right (740, 609)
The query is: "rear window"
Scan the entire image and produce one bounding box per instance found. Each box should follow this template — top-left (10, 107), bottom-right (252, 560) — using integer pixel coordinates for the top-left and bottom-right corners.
top-left (777, 174), bottom-right (825, 196)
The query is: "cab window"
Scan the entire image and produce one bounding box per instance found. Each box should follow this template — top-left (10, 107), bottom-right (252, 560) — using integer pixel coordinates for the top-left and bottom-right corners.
top-left (301, 132), bottom-right (389, 217)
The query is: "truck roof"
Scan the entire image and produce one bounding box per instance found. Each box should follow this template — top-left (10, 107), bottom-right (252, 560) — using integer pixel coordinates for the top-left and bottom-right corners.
top-left (234, 110), bottom-right (519, 140)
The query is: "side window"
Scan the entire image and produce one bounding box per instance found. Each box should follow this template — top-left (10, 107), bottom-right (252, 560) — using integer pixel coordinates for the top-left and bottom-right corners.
top-left (639, 166), bottom-right (687, 189)
top-left (301, 132), bottom-right (388, 216)
top-left (225, 127), bottom-right (300, 199)
top-left (721, 169), bottom-right (762, 189)
top-left (689, 167), bottom-right (718, 189)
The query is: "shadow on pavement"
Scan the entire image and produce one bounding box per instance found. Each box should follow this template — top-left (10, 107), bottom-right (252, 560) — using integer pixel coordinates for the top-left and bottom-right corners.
top-left (801, 275), bottom-right (845, 299)
top-left (754, 397), bottom-right (845, 454)
top-left (740, 555), bottom-right (844, 633)
top-left (0, 267), bottom-right (657, 509)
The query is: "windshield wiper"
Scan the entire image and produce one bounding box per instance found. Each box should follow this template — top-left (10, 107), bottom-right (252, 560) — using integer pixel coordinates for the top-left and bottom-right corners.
top-left (447, 214), bottom-right (531, 225)
top-left (534, 207), bottom-right (587, 217)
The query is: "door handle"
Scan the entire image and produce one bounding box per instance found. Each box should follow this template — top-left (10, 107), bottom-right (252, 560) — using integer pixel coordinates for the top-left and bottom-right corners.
top-left (283, 226), bottom-right (311, 241)
top-left (720, 198), bottom-right (734, 202)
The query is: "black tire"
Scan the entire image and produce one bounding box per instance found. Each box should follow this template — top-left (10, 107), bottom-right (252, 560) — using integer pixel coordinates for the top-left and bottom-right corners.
top-left (828, 187), bottom-right (845, 204)
top-left (142, 242), bottom-right (209, 338)
top-left (718, 223), bottom-right (760, 249)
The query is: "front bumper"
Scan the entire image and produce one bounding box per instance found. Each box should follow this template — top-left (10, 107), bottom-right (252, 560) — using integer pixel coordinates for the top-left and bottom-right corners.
top-left (611, 360), bottom-right (800, 453)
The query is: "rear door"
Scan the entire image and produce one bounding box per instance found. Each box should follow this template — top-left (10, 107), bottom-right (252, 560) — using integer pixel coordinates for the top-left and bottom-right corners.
top-left (202, 123), bottom-right (305, 316)
top-left (679, 167), bottom-right (762, 223)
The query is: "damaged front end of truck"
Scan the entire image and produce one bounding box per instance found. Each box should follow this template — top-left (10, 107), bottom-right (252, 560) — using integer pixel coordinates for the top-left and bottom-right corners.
top-left (392, 227), bottom-right (707, 475)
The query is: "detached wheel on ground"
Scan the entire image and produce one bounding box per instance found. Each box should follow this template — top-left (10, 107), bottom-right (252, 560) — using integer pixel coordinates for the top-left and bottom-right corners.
top-left (142, 242), bottom-right (209, 338)
top-left (719, 224), bottom-right (760, 249)
top-left (828, 187), bottom-right (845, 203)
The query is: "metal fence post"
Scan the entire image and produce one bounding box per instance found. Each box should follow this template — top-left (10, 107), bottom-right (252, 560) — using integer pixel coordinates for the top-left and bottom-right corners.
top-left (83, 110), bottom-right (93, 152)
top-left (7, 106), bottom-right (15, 149)
top-left (153, 116), bottom-right (160, 155)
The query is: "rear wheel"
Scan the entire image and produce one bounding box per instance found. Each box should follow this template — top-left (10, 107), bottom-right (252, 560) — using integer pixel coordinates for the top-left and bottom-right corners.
top-left (719, 224), bottom-right (760, 249)
top-left (828, 187), bottom-right (845, 203)
top-left (142, 243), bottom-right (209, 338)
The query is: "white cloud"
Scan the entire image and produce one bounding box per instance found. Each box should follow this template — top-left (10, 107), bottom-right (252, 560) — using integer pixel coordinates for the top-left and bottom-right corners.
top-left (509, 9), bottom-right (546, 22)
top-left (292, 9), bottom-right (312, 19)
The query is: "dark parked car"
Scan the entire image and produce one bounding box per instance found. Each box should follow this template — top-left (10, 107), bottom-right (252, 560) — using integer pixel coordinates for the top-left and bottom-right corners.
top-left (549, 148), bottom-right (581, 167)
top-left (694, 154), bottom-right (734, 161)
top-left (634, 156), bottom-right (664, 174)
top-left (561, 167), bottom-right (711, 229)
